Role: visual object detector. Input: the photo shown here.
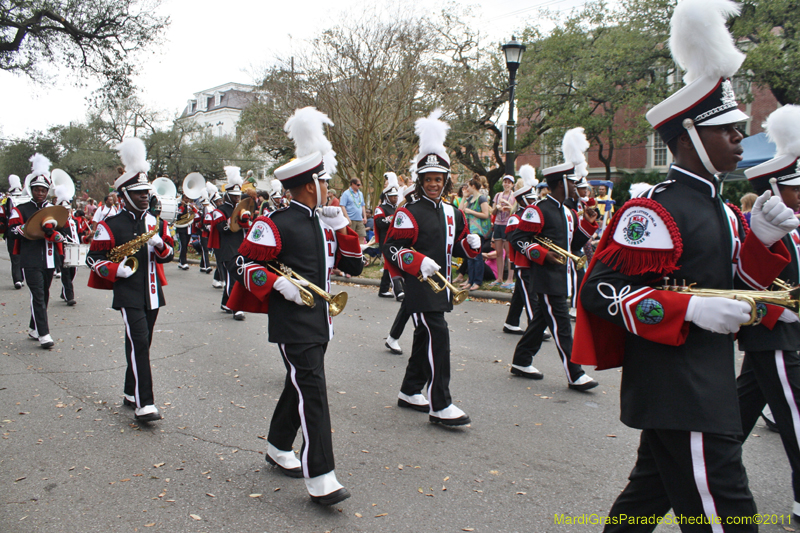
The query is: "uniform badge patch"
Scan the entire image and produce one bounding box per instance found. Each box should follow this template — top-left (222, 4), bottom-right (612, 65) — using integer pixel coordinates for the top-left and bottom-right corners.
top-left (522, 208), bottom-right (541, 223)
top-left (530, 249), bottom-right (540, 259)
top-left (635, 298), bottom-right (664, 325)
top-left (623, 216), bottom-right (648, 245)
top-left (393, 211), bottom-right (415, 230)
top-left (99, 265), bottom-right (109, 277)
top-left (246, 220), bottom-right (277, 247)
top-left (612, 207), bottom-right (673, 250)
top-left (251, 269), bottom-right (267, 287)
top-left (756, 302), bottom-right (767, 323)
top-left (402, 252), bottom-right (414, 265)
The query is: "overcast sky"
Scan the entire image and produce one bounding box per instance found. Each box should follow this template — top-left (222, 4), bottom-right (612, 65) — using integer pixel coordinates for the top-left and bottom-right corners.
top-left (0, 0), bottom-right (588, 139)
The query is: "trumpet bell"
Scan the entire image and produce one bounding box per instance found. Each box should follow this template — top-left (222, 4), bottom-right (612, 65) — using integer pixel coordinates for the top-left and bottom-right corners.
top-left (328, 292), bottom-right (348, 316)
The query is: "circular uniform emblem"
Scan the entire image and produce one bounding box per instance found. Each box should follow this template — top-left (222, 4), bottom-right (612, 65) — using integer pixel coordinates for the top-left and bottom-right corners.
top-left (251, 269), bottom-right (267, 287)
top-left (395, 214), bottom-right (406, 226)
top-left (94, 229), bottom-right (101, 239)
top-left (635, 298), bottom-right (664, 325)
top-left (755, 302), bottom-right (768, 323)
top-left (99, 265), bottom-right (109, 277)
top-left (530, 249), bottom-right (540, 259)
top-left (402, 252), bottom-right (414, 265)
top-left (623, 218), bottom-right (648, 245)
top-left (252, 228), bottom-right (263, 241)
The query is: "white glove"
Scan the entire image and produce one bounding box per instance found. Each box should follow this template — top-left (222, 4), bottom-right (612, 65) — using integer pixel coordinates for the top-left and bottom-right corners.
top-left (273, 276), bottom-right (309, 306)
top-left (419, 257), bottom-right (441, 280)
top-left (116, 259), bottom-right (134, 279)
top-left (466, 233), bottom-right (481, 249)
top-left (750, 191), bottom-right (800, 247)
top-left (778, 309), bottom-right (800, 324)
top-left (684, 296), bottom-right (751, 334)
top-left (148, 234), bottom-right (164, 250)
top-left (318, 206), bottom-right (349, 231)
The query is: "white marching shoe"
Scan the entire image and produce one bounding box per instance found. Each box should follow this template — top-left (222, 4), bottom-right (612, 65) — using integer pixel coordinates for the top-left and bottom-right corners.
top-left (385, 336), bottom-right (402, 354)
top-left (39, 334), bottom-right (54, 349)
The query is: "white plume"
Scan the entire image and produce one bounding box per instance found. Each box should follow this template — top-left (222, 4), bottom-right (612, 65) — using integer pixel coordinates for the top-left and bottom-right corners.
top-left (284, 107), bottom-right (334, 159)
top-left (519, 164), bottom-right (539, 188)
top-left (29, 153), bottom-right (51, 178)
top-left (383, 172), bottom-right (399, 192)
top-left (206, 182), bottom-right (218, 195)
top-left (415, 108), bottom-right (450, 164)
top-left (54, 184), bottom-right (72, 204)
top-left (115, 138), bottom-right (150, 175)
top-left (765, 105), bottom-right (800, 157)
top-left (629, 182), bottom-right (652, 198)
top-left (669, 0), bottom-right (745, 84)
top-left (8, 174), bottom-right (22, 190)
top-left (575, 162), bottom-right (589, 178)
top-left (270, 179), bottom-right (283, 196)
top-left (322, 150), bottom-right (338, 177)
top-left (224, 166), bottom-right (243, 187)
top-left (561, 128), bottom-right (589, 167)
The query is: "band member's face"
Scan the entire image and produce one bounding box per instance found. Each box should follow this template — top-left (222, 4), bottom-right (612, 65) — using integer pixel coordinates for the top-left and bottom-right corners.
top-left (780, 184), bottom-right (800, 212)
top-left (388, 194), bottom-right (399, 206)
top-left (127, 190), bottom-right (151, 212)
top-left (421, 172), bottom-right (445, 198)
top-left (697, 123), bottom-right (744, 173)
top-left (31, 186), bottom-right (48, 203)
top-left (567, 180), bottom-right (578, 198)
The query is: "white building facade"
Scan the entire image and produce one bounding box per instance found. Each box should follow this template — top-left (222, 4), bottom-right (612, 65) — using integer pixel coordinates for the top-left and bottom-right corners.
top-left (179, 82), bottom-right (257, 139)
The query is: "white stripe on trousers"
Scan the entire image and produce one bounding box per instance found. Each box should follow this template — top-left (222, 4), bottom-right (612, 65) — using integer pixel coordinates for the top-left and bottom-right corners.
top-left (279, 343), bottom-right (311, 478)
top-left (121, 309), bottom-right (141, 408)
top-left (24, 269), bottom-right (37, 333)
top-left (519, 271), bottom-right (533, 322)
top-left (413, 313), bottom-right (437, 408)
top-left (776, 350), bottom-right (800, 453)
top-left (542, 294), bottom-right (573, 383)
top-left (690, 432), bottom-right (724, 533)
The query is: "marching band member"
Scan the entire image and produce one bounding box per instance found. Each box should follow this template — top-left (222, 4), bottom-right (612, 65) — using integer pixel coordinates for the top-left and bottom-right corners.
top-left (2, 175), bottom-right (26, 289)
top-left (86, 138), bottom-right (174, 422)
top-left (508, 129), bottom-right (599, 390)
top-left (384, 184), bottom-right (418, 355)
top-left (268, 179), bottom-right (285, 212)
top-left (574, 1), bottom-right (797, 527)
top-left (194, 186), bottom-right (214, 274)
top-left (227, 107), bottom-right (362, 505)
top-left (54, 177), bottom-right (78, 306)
top-left (176, 193), bottom-right (198, 270)
top-left (383, 109), bottom-right (481, 426)
top-left (737, 105), bottom-right (800, 522)
top-left (7, 154), bottom-right (62, 348)
top-left (375, 172), bottom-right (403, 300)
top-left (208, 167), bottom-right (245, 320)
top-left (205, 184), bottom-right (225, 287)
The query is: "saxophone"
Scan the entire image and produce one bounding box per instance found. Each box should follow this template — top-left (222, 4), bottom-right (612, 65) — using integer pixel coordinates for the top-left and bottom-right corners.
top-left (108, 225), bottom-right (161, 274)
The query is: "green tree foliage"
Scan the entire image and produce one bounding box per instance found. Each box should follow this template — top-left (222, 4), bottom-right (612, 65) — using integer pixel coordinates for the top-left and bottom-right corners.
top-left (1, 0), bottom-right (169, 95)
top-left (730, 0), bottom-right (800, 105)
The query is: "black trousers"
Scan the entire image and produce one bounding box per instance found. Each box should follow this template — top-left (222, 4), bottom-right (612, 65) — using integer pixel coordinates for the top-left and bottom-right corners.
top-left (213, 252), bottom-right (223, 282)
top-left (379, 269), bottom-right (405, 295)
top-left (221, 259), bottom-right (235, 307)
top-left (177, 230), bottom-right (190, 266)
top-left (401, 312), bottom-right (452, 412)
top-left (512, 292), bottom-right (585, 383)
top-left (7, 238), bottom-right (23, 284)
top-left (738, 349), bottom-right (800, 506)
top-left (60, 266), bottom-right (76, 301)
top-left (23, 267), bottom-right (53, 336)
top-left (604, 429), bottom-right (757, 533)
top-left (199, 236), bottom-right (210, 270)
top-left (120, 307), bottom-right (159, 408)
top-left (389, 298), bottom-right (411, 340)
top-left (269, 343), bottom-right (335, 478)
top-left (505, 268), bottom-right (535, 328)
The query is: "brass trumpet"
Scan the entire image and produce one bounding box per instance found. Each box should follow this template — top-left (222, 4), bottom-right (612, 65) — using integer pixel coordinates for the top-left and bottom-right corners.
top-left (417, 270), bottom-right (469, 305)
top-left (535, 236), bottom-right (587, 270)
top-left (268, 263), bottom-right (348, 316)
top-left (661, 279), bottom-right (800, 326)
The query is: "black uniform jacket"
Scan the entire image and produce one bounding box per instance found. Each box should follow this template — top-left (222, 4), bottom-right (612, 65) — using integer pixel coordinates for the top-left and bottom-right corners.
top-left (7, 200), bottom-right (59, 269)
top-left (383, 195), bottom-right (480, 314)
top-left (86, 208), bottom-right (174, 310)
top-left (575, 166), bottom-right (790, 435)
top-left (509, 195), bottom-right (597, 297)
top-left (228, 201), bottom-right (364, 344)
top-left (373, 201), bottom-right (397, 250)
top-left (208, 201), bottom-right (244, 262)
top-left (738, 227), bottom-right (800, 352)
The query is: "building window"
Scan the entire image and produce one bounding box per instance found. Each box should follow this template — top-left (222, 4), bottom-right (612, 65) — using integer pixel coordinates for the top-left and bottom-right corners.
top-left (652, 135), bottom-right (668, 167)
top-left (214, 92), bottom-right (222, 106)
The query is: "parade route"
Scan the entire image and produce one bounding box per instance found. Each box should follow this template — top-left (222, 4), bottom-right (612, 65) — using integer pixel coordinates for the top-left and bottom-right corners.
top-left (0, 251), bottom-right (794, 533)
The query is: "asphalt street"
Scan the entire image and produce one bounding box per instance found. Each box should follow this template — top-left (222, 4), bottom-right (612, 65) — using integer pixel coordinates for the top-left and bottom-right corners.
top-left (0, 248), bottom-right (795, 533)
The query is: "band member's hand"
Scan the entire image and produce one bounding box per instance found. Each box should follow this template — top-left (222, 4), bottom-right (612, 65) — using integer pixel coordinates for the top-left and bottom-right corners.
top-left (420, 257), bottom-right (441, 280)
top-left (44, 231), bottom-right (63, 243)
top-left (273, 276), bottom-right (309, 306)
top-left (684, 296), bottom-right (751, 334)
top-left (583, 206), bottom-right (599, 224)
top-left (466, 233), bottom-right (481, 249)
top-left (116, 260), bottom-right (134, 279)
top-left (319, 206), bottom-right (349, 230)
top-left (148, 234), bottom-right (164, 250)
top-left (778, 309), bottom-right (800, 324)
top-left (12, 226), bottom-right (25, 236)
top-left (544, 251), bottom-right (561, 265)
top-left (751, 191), bottom-right (800, 247)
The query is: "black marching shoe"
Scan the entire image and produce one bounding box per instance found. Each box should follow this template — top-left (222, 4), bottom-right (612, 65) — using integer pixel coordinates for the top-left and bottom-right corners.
top-left (67, 299), bottom-right (76, 306)
top-left (265, 455), bottom-right (303, 478)
top-left (311, 488), bottom-right (351, 506)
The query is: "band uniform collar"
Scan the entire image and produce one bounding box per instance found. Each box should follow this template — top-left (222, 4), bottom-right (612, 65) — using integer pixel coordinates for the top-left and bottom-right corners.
top-left (421, 195), bottom-right (441, 208)
top-left (290, 199), bottom-right (315, 217)
top-left (545, 194), bottom-right (563, 208)
top-left (671, 165), bottom-right (718, 198)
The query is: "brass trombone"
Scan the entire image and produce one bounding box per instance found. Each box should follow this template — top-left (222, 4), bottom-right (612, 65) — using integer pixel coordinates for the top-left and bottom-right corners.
top-left (535, 236), bottom-right (587, 270)
top-left (661, 279), bottom-right (800, 326)
top-left (267, 263), bottom-right (348, 316)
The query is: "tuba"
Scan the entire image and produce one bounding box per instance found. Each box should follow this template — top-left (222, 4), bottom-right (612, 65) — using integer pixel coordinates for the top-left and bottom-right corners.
top-left (182, 172), bottom-right (206, 200)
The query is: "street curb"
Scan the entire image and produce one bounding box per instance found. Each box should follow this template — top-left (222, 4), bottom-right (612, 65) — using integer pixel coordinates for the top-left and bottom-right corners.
top-left (185, 258), bottom-right (513, 302)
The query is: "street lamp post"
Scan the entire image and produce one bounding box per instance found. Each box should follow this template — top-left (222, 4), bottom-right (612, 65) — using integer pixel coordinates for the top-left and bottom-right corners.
top-left (502, 36), bottom-right (526, 177)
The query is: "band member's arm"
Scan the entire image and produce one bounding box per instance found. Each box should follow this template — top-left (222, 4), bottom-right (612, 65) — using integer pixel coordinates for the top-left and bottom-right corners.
top-left (151, 220), bottom-right (174, 263)
top-left (383, 207), bottom-right (424, 275)
top-left (571, 209), bottom-right (599, 255)
top-left (451, 209), bottom-right (481, 259)
top-left (6, 207), bottom-right (26, 246)
top-left (373, 206), bottom-right (389, 243)
top-left (86, 222), bottom-right (122, 283)
top-left (318, 206), bottom-right (363, 276)
top-left (235, 217), bottom-right (282, 301)
top-left (508, 206), bottom-right (550, 265)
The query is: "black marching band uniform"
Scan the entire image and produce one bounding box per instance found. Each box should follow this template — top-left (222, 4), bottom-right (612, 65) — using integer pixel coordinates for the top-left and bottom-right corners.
top-left (374, 172), bottom-right (404, 300)
top-left (738, 105), bottom-right (800, 521)
top-left (227, 106), bottom-right (362, 505)
top-left (208, 166), bottom-right (245, 320)
top-left (86, 138), bottom-right (174, 422)
top-left (384, 185), bottom-right (417, 355)
top-left (383, 109), bottom-right (481, 425)
top-left (175, 197), bottom-right (198, 269)
top-left (7, 155), bottom-right (63, 348)
top-left (2, 174), bottom-right (25, 288)
top-left (509, 136), bottom-right (599, 390)
top-left (55, 188), bottom-right (79, 306)
top-left (574, 3), bottom-right (797, 527)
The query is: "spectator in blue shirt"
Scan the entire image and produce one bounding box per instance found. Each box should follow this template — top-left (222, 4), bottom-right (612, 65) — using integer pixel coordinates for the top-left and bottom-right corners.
top-left (340, 177), bottom-right (367, 243)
